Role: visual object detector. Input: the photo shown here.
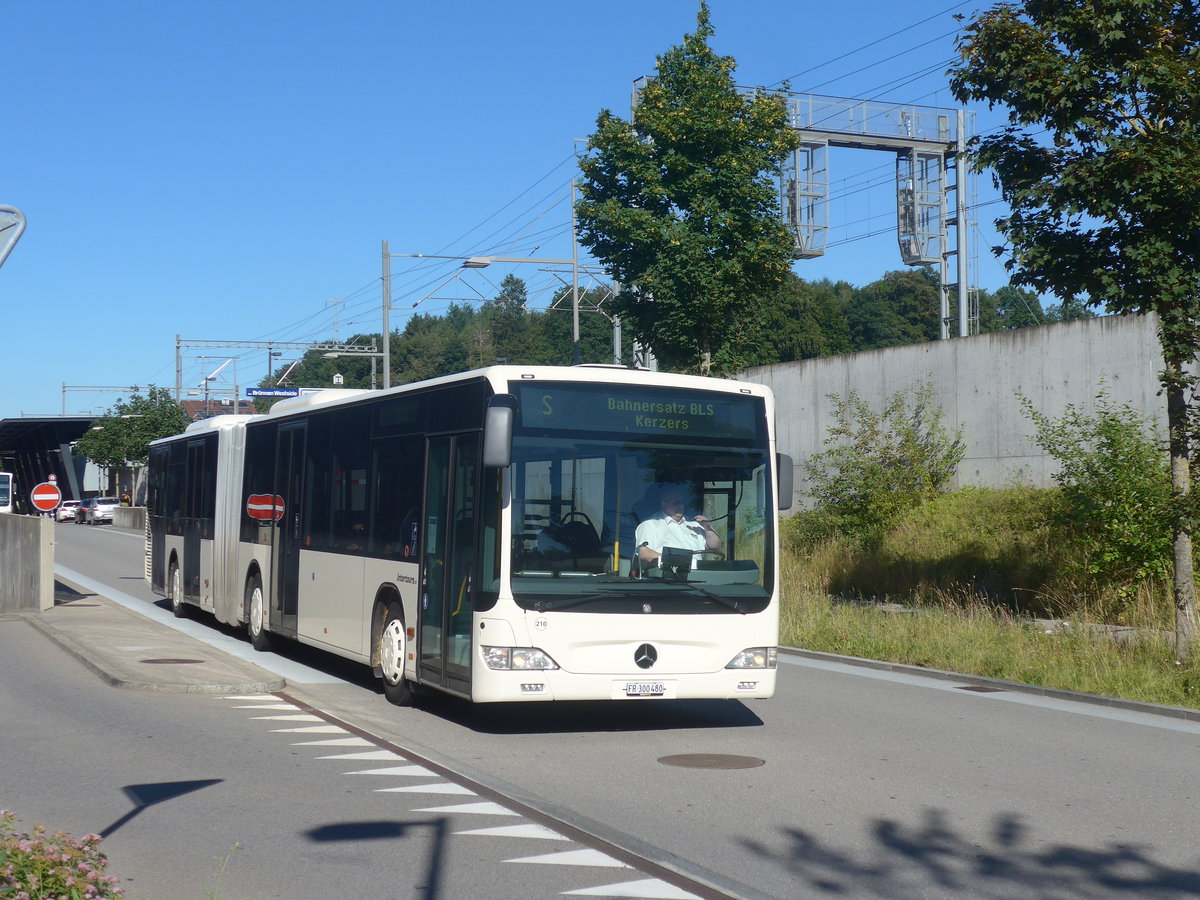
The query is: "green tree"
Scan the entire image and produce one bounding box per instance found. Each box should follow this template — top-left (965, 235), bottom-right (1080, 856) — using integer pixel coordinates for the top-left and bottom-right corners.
top-left (751, 274), bottom-right (852, 364)
top-left (575, 2), bottom-right (800, 376)
top-left (950, 0), bottom-right (1200, 658)
top-left (845, 268), bottom-right (941, 351)
top-left (992, 284), bottom-right (1048, 330)
top-left (483, 274), bottom-right (537, 364)
top-left (537, 286), bottom-right (628, 366)
top-left (73, 386), bottom-right (190, 467)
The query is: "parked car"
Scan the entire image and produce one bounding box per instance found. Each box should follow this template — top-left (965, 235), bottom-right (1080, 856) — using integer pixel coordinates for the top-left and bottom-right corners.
top-left (56, 499), bottom-right (81, 522)
top-left (75, 498), bottom-right (95, 524)
top-left (86, 496), bottom-right (120, 525)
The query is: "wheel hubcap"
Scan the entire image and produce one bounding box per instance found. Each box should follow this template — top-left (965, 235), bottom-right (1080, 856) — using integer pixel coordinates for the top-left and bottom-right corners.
top-left (250, 586), bottom-right (263, 634)
top-left (381, 618), bottom-right (405, 685)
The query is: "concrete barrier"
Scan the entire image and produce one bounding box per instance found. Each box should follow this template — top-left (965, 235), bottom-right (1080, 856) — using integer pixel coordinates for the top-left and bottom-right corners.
top-left (113, 506), bottom-right (146, 532)
top-left (740, 313), bottom-right (1165, 508)
top-left (0, 514), bottom-right (53, 613)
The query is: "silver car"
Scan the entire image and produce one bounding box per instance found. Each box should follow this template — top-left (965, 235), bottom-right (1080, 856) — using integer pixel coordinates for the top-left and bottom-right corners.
top-left (85, 496), bottom-right (120, 525)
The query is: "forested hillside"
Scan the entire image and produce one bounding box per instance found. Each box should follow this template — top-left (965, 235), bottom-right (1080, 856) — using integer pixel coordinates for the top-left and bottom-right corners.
top-left (262, 268), bottom-right (1094, 393)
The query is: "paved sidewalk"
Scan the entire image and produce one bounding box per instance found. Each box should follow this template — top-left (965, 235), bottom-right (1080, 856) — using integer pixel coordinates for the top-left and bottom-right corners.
top-left (19, 580), bottom-right (284, 694)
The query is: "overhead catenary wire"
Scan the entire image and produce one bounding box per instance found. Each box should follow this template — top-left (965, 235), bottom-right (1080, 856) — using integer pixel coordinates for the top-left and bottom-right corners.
top-left (768, 0), bottom-right (975, 88)
top-left (250, 6), bottom-right (1004, 361)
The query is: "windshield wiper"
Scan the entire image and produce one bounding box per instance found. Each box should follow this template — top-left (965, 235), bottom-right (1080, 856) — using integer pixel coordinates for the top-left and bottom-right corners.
top-left (533, 591), bottom-right (641, 612)
top-left (679, 581), bottom-right (746, 614)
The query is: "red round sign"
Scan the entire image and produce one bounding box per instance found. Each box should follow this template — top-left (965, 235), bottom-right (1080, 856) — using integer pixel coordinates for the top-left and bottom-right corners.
top-left (31, 482), bottom-right (62, 512)
top-left (246, 493), bottom-right (286, 521)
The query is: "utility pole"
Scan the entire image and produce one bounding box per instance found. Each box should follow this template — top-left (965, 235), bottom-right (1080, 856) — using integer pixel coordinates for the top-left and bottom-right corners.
top-left (382, 240), bottom-right (392, 389)
top-left (571, 178), bottom-right (581, 365)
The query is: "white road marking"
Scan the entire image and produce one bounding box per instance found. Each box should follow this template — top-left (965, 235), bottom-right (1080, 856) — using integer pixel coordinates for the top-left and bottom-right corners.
top-left (343, 765), bottom-right (439, 777)
top-left (291, 737), bottom-right (374, 747)
top-left (413, 801), bottom-right (518, 816)
top-left (221, 692), bottom-right (709, 898)
top-left (455, 824), bottom-right (569, 841)
top-left (270, 725), bottom-right (347, 734)
top-left (562, 878), bottom-right (700, 898)
top-left (505, 849), bottom-right (630, 868)
top-left (314, 750), bottom-right (406, 761)
top-left (376, 782), bottom-right (475, 795)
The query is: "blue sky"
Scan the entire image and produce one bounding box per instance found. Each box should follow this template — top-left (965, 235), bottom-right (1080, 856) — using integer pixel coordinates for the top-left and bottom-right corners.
top-left (3, 1), bottom-right (1008, 418)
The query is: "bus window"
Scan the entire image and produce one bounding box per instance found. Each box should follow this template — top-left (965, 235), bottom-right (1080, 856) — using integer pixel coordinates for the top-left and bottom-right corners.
top-left (368, 434), bottom-right (424, 560)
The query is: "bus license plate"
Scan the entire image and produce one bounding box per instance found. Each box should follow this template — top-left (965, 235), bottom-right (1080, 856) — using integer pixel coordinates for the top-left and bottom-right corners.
top-left (622, 681), bottom-right (668, 698)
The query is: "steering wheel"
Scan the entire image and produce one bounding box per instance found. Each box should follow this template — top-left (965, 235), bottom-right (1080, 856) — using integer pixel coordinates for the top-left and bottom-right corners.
top-left (696, 549), bottom-right (725, 561)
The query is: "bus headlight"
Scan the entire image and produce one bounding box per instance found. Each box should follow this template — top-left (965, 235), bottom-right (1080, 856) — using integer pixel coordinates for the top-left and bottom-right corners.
top-left (482, 646), bottom-right (560, 671)
top-left (725, 647), bottom-right (777, 669)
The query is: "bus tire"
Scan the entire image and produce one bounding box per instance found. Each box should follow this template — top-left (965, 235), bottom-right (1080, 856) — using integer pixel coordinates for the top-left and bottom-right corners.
top-left (168, 561), bottom-right (187, 618)
top-left (378, 601), bottom-right (413, 707)
top-left (246, 574), bottom-right (272, 652)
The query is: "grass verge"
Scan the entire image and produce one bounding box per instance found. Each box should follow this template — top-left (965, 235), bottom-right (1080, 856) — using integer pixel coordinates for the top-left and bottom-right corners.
top-left (779, 487), bottom-right (1200, 710)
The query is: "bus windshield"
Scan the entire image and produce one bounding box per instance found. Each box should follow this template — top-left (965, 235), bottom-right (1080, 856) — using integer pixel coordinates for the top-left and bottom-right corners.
top-left (507, 382), bottom-right (773, 615)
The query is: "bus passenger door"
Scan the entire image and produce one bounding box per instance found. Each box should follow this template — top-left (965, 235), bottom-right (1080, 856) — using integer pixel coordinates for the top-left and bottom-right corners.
top-left (272, 422), bottom-right (305, 637)
top-left (419, 434), bottom-right (478, 696)
top-left (183, 439), bottom-right (204, 601)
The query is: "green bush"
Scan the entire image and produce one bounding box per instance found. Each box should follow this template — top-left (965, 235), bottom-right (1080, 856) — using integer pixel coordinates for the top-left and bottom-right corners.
top-left (1022, 390), bottom-right (1172, 614)
top-left (798, 384), bottom-right (964, 546)
top-left (0, 810), bottom-right (122, 898)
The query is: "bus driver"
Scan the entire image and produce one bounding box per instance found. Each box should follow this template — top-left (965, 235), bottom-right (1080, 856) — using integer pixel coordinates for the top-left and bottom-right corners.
top-left (636, 486), bottom-right (721, 568)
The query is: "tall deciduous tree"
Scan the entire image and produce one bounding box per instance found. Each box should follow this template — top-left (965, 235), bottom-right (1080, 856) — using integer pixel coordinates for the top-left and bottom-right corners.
top-left (575, 2), bottom-right (800, 376)
top-left (73, 386), bottom-right (190, 468)
top-left (950, 0), bottom-right (1200, 659)
top-left (846, 268), bottom-right (941, 351)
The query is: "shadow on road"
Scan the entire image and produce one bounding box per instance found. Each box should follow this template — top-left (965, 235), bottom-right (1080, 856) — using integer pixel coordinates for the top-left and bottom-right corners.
top-left (415, 691), bottom-right (764, 734)
top-left (740, 807), bottom-right (1200, 899)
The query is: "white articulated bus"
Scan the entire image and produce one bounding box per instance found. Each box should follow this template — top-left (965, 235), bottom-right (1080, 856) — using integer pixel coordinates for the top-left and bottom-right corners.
top-left (146, 365), bottom-right (792, 705)
top-left (0, 472), bottom-right (13, 514)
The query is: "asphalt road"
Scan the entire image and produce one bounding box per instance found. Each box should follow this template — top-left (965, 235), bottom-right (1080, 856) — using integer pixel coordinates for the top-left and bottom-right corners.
top-left (28, 523), bottom-right (1200, 899)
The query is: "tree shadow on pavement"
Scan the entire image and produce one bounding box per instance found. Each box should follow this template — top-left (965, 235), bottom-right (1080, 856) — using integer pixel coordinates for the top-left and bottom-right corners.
top-left (740, 808), bottom-right (1200, 899)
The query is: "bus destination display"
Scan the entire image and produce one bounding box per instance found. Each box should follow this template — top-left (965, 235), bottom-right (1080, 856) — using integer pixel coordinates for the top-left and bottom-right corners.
top-left (516, 383), bottom-right (760, 440)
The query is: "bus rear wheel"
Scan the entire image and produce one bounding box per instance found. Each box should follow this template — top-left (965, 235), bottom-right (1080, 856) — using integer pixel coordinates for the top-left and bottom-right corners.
top-left (379, 602), bottom-right (413, 707)
top-left (168, 562), bottom-right (187, 618)
top-left (246, 575), bottom-right (272, 652)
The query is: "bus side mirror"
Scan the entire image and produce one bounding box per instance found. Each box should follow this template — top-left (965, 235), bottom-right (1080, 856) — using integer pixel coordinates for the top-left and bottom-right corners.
top-left (777, 453), bottom-right (794, 510)
top-left (483, 394), bottom-right (517, 468)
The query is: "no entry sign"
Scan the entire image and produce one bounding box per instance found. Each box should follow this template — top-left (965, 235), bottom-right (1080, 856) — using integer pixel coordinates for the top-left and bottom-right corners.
top-left (30, 482), bottom-right (62, 512)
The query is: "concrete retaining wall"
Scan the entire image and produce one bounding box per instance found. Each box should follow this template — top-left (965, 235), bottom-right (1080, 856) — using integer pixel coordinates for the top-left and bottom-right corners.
top-left (740, 313), bottom-right (1164, 506)
top-left (0, 515), bottom-right (53, 613)
top-left (113, 506), bottom-right (146, 532)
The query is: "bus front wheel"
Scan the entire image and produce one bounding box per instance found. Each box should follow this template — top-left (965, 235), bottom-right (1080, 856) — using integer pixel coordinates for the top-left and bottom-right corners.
top-left (379, 602), bottom-right (413, 707)
top-left (246, 575), bottom-right (272, 652)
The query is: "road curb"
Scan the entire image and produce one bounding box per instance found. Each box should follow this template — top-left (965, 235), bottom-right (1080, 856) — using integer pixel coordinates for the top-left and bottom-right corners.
top-left (25, 609), bottom-right (285, 694)
top-left (781, 645), bottom-right (1200, 723)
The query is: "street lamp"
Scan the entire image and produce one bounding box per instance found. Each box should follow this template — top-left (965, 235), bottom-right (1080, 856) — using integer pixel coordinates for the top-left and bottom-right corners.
top-left (383, 248), bottom-right (583, 386)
